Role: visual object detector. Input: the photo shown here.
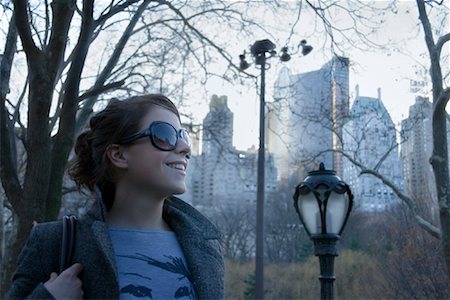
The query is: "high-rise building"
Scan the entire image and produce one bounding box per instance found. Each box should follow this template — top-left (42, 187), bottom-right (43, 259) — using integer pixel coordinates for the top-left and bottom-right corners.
top-left (267, 56), bottom-right (349, 181)
top-left (400, 96), bottom-right (438, 218)
top-left (343, 87), bottom-right (403, 211)
top-left (180, 95), bottom-right (278, 210)
top-left (202, 95), bottom-right (234, 154)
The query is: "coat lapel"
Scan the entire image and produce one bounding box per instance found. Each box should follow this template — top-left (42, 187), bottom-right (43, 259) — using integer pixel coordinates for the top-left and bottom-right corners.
top-left (164, 197), bottom-right (224, 299)
top-left (91, 221), bottom-right (118, 279)
top-left (77, 201), bottom-right (120, 298)
top-left (178, 235), bottom-right (224, 299)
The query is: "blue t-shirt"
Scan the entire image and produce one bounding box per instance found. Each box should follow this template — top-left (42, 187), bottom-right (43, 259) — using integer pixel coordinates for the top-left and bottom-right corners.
top-left (109, 227), bottom-right (196, 299)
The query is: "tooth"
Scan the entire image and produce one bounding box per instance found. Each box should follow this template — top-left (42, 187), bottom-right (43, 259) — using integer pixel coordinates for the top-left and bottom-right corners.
top-left (167, 163), bottom-right (185, 171)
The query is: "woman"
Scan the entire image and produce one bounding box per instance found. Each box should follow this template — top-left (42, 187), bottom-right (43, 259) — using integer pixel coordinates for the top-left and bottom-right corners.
top-left (7, 94), bottom-right (224, 299)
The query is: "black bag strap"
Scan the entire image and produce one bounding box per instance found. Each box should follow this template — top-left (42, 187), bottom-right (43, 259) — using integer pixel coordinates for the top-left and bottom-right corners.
top-left (60, 215), bottom-right (77, 273)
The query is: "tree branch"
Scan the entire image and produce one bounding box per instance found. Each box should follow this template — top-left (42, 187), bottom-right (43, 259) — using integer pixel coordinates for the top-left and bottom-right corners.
top-left (12, 0), bottom-right (39, 56)
top-left (360, 168), bottom-right (441, 239)
top-left (436, 33), bottom-right (450, 58)
top-left (75, 0), bottom-right (151, 133)
top-left (46, 0), bottom-right (76, 78)
top-left (44, 0), bottom-right (50, 45)
top-left (94, 0), bottom-right (141, 28)
top-left (373, 138), bottom-right (398, 172)
top-left (433, 87), bottom-right (450, 121)
top-left (27, 3), bottom-right (45, 48)
top-left (12, 76), bottom-right (28, 127)
top-left (417, 0), bottom-right (443, 96)
top-left (0, 11), bottom-right (23, 211)
top-left (335, 149), bottom-right (441, 239)
top-left (48, 0), bottom-right (95, 218)
top-left (156, 0), bottom-right (244, 74)
top-left (78, 80), bottom-right (125, 101)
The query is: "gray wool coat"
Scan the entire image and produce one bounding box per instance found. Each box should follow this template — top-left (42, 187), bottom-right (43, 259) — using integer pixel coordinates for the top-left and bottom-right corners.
top-left (6, 196), bottom-right (224, 299)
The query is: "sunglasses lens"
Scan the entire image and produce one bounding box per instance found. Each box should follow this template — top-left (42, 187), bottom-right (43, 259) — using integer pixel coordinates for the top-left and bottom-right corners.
top-left (151, 123), bottom-right (177, 150)
top-left (181, 129), bottom-right (191, 146)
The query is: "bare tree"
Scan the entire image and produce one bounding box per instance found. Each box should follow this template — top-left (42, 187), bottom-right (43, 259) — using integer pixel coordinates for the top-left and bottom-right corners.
top-left (0, 0), bottom-right (286, 294)
top-left (264, 184), bottom-right (311, 263)
top-left (416, 0), bottom-right (450, 277)
top-left (211, 202), bottom-right (256, 261)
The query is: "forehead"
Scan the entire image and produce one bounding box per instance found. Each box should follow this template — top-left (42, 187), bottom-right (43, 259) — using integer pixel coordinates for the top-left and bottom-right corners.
top-left (140, 106), bottom-right (181, 129)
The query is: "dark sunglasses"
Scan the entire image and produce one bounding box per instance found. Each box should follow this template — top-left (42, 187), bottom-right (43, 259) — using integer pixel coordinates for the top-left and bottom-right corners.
top-left (119, 121), bottom-right (191, 151)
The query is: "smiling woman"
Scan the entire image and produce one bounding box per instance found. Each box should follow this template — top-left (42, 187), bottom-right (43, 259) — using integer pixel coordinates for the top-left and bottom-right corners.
top-left (6, 94), bottom-right (224, 299)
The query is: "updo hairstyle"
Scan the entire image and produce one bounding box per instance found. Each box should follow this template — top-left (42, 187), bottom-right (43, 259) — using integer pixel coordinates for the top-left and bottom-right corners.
top-left (68, 94), bottom-right (180, 210)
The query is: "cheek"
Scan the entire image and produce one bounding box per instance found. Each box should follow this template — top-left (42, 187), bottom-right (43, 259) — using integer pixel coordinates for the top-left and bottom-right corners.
top-left (127, 148), bottom-right (166, 176)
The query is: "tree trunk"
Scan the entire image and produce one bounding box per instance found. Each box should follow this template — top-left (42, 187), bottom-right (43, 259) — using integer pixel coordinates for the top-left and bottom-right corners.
top-left (0, 216), bottom-right (27, 297)
top-left (0, 1), bottom-right (76, 295)
top-left (0, 11), bottom-right (19, 298)
top-left (0, 191), bottom-right (4, 293)
top-left (416, 0), bottom-right (450, 280)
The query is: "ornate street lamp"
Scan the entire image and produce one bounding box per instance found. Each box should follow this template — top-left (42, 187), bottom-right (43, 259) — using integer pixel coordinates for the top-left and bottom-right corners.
top-left (239, 38), bottom-right (312, 300)
top-left (293, 162), bottom-right (354, 300)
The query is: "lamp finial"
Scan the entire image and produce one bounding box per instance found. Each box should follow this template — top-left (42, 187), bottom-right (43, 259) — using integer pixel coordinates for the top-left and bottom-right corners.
top-left (319, 162), bottom-right (325, 171)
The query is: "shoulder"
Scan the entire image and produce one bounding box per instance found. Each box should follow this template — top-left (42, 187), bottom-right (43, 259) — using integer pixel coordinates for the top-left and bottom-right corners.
top-left (27, 221), bottom-right (62, 250)
top-left (32, 220), bottom-right (61, 233)
top-left (6, 221), bottom-right (63, 298)
top-left (24, 220), bottom-right (65, 264)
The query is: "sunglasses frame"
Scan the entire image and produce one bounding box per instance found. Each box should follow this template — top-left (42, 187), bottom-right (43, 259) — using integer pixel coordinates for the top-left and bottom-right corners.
top-left (119, 121), bottom-right (190, 151)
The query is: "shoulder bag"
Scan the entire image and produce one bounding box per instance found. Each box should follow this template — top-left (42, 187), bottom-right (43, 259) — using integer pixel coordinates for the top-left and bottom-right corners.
top-left (60, 215), bottom-right (77, 273)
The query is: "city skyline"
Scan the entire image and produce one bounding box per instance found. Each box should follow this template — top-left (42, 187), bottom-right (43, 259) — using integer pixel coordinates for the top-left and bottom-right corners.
top-left (201, 59), bottom-right (431, 152)
top-left (181, 65), bottom-right (431, 212)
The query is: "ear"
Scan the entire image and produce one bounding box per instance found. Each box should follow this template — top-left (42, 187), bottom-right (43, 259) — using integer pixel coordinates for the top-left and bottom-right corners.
top-left (106, 144), bottom-right (128, 170)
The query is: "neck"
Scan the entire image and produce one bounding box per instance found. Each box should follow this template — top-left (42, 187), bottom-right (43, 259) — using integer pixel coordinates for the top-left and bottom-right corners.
top-left (107, 184), bottom-right (171, 231)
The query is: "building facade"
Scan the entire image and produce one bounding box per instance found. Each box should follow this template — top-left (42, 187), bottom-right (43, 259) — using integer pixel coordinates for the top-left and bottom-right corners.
top-left (180, 95), bottom-right (278, 210)
top-left (343, 87), bottom-right (403, 211)
top-left (267, 56), bottom-right (349, 182)
top-left (400, 96), bottom-right (438, 218)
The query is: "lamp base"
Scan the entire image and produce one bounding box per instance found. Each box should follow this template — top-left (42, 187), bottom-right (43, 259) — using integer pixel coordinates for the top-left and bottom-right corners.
top-left (311, 234), bottom-right (340, 300)
top-left (311, 234), bottom-right (340, 256)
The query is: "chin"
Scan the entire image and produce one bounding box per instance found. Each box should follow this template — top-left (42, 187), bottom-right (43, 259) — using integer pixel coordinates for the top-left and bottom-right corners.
top-left (172, 190), bottom-right (185, 195)
top-left (171, 185), bottom-right (186, 195)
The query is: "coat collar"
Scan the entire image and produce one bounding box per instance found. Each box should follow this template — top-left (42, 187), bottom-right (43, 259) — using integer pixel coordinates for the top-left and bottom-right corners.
top-left (163, 197), bottom-right (221, 240)
top-left (87, 191), bottom-right (221, 241)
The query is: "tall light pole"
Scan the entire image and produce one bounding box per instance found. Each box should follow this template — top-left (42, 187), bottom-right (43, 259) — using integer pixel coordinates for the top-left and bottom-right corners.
top-left (239, 39), bottom-right (312, 299)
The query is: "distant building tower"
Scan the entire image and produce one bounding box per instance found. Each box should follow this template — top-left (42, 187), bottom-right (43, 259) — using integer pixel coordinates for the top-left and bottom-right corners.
top-left (343, 87), bottom-right (403, 211)
top-left (268, 56), bottom-right (349, 182)
top-left (198, 95), bottom-right (236, 207)
top-left (180, 95), bottom-right (278, 210)
top-left (202, 95), bottom-right (233, 153)
top-left (400, 96), bottom-right (439, 219)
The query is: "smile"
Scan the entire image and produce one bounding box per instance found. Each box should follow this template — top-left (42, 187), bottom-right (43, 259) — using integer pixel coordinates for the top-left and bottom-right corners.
top-left (166, 163), bottom-right (186, 171)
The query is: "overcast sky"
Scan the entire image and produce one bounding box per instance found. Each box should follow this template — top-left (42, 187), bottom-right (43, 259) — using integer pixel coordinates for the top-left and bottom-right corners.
top-left (195, 1), bottom-right (448, 151)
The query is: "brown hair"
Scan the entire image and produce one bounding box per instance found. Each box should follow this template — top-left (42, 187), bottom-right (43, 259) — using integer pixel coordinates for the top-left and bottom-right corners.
top-left (68, 94), bottom-right (180, 210)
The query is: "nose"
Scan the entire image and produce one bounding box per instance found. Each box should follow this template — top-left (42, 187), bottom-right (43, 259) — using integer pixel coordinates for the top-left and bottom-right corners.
top-left (175, 135), bottom-right (191, 158)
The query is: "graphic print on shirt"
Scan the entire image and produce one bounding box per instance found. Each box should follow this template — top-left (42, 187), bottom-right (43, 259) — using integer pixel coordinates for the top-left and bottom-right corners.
top-left (118, 253), bottom-right (195, 299)
top-left (121, 284), bottom-right (153, 298)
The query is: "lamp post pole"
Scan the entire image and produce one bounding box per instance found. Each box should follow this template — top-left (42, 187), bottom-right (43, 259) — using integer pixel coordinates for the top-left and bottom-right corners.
top-left (312, 234), bottom-right (339, 300)
top-left (255, 53), bottom-right (266, 300)
top-left (239, 39), bottom-right (312, 299)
